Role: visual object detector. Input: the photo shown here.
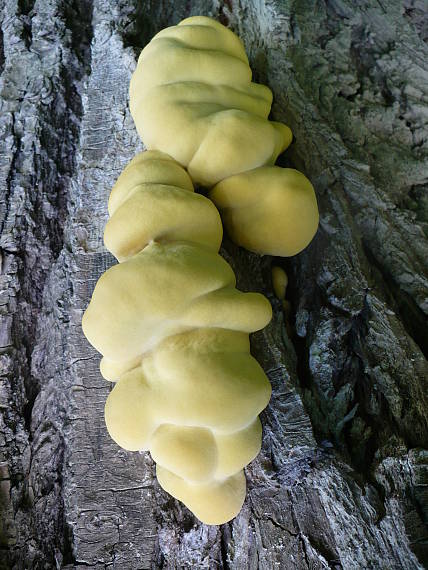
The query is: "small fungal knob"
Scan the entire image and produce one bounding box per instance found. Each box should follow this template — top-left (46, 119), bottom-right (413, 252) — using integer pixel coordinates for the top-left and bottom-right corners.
top-left (272, 266), bottom-right (288, 300)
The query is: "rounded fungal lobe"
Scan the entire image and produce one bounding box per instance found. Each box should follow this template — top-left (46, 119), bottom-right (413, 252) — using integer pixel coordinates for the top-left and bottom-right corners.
top-left (156, 465), bottom-right (247, 526)
top-left (210, 166), bottom-right (319, 257)
top-left (129, 16), bottom-right (292, 187)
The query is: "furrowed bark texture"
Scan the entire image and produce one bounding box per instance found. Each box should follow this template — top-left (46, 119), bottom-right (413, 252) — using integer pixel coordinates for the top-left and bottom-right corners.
top-left (0, 0), bottom-right (427, 568)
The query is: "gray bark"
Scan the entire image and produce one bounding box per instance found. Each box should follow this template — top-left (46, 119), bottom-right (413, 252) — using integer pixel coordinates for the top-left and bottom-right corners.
top-left (0, 0), bottom-right (427, 568)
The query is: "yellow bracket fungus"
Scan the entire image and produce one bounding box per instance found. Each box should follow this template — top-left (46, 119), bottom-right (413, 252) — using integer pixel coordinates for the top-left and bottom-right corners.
top-left (129, 16), bottom-right (319, 257)
top-left (83, 14), bottom-right (321, 526)
top-left (82, 151), bottom-right (272, 525)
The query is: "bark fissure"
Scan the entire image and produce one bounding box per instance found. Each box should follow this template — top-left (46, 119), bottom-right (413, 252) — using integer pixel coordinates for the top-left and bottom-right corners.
top-left (0, 0), bottom-right (94, 567)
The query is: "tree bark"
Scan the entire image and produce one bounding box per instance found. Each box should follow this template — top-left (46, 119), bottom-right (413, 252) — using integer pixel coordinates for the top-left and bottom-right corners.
top-left (0, 0), bottom-right (427, 568)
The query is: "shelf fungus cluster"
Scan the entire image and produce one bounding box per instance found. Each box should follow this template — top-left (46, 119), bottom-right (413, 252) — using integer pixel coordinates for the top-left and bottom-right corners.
top-left (130, 16), bottom-right (318, 257)
top-left (82, 16), bottom-right (319, 525)
top-left (82, 152), bottom-right (272, 524)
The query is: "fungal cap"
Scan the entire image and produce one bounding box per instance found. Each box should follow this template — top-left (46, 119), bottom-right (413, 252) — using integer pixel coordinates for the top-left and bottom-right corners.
top-left (144, 331), bottom-right (271, 432)
top-left (210, 166), bottom-right (319, 257)
top-left (82, 241), bottom-right (271, 363)
top-left (129, 17), bottom-right (293, 187)
top-left (156, 464), bottom-right (246, 525)
top-left (187, 112), bottom-right (292, 187)
top-left (104, 328), bottom-right (271, 450)
top-left (108, 150), bottom-right (194, 216)
top-left (104, 183), bottom-right (223, 261)
top-left (150, 424), bottom-right (217, 482)
top-left (104, 367), bottom-right (153, 451)
top-left (150, 419), bottom-right (262, 482)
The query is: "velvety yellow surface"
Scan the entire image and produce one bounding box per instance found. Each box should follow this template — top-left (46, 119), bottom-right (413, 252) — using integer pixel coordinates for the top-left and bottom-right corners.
top-left (128, 17), bottom-right (319, 260)
top-left (105, 151), bottom-right (221, 261)
top-left (129, 16), bottom-right (292, 186)
top-left (82, 151), bottom-right (273, 525)
top-left (210, 166), bottom-right (319, 256)
top-left (272, 266), bottom-right (288, 300)
top-left (108, 150), bottom-right (194, 215)
top-left (156, 465), bottom-right (246, 526)
top-left (100, 354), bottom-right (142, 382)
top-left (104, 328), bottom-right (270, 459)
top-left (82, 240), bottom-right (271, 362)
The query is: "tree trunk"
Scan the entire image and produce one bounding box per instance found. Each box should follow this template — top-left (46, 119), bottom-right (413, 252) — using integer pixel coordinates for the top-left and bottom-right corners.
top-left (0, 0), bottom-right (427, 568)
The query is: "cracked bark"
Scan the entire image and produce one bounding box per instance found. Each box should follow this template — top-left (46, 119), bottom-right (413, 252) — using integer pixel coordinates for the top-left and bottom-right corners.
top-left (0, 0), bottom-right (427, 569)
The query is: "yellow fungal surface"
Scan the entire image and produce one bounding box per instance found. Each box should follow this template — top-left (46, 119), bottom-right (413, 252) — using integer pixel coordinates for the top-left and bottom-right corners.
top-left (210, 167), bottom-right (319, 257)
top-left (129, 16), bottom-right (319, 257)
top-left (272, 266), bottom-right (288, 300)
top-left (82, 151), bottom-right (272, 525)
top-left (129, 16), bottom-right (292, 187)
top-left (83, 14), bottom-right (321, 525)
